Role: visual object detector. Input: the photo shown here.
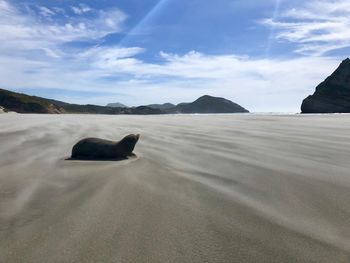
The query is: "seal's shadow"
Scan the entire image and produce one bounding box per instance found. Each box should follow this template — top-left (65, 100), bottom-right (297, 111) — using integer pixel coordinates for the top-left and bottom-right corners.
top-left (65, 153), bottom-right (137, 161)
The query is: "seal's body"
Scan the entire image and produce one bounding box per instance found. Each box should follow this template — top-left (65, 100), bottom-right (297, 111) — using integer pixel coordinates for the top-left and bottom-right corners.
top-left (71, 134), bottom-right (140, 160)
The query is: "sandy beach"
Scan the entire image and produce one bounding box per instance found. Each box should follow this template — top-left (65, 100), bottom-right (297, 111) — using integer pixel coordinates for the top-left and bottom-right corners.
top-left (0, 113), bottom-right (350, 262)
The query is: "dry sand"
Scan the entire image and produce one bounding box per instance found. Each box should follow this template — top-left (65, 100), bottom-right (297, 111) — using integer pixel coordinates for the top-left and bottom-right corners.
top-left (0, 114), bottom-right (350, 262)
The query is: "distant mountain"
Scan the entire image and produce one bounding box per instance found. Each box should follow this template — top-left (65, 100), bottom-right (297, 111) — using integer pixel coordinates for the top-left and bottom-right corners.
top-left (129, 106), bottom-right (163, 115)
top-left (0, 89), bottom-right (161, 115)
top-left (0, 89), bottom-right (248, 114)
top-left (144, 103), bottom-right (175, 110)
top-left (106, 102), bottom-right (128, 108)
top-left (168, 95), bottom-right (249, 113)
top-left (301, 58), bottom-right (350, 113)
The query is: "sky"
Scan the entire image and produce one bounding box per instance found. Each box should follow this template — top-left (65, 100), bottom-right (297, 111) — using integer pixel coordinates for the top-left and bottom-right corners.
top-left (0, 0), bottom-right (349, 112)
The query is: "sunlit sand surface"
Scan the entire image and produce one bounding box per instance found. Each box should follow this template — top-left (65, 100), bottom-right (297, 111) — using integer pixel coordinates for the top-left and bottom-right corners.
top-left (1, 114), bottom-right (350, 262)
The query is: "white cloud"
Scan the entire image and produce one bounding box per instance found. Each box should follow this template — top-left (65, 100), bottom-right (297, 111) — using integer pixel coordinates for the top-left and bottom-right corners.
top-left (39, 6), bottom-right (55, 17)
top-left (79, 46), bottom-right (144, 61)
top-left (52, 7), bottom-right (66, 15)
top-left (0, 1), bottom-right (127, 58)
top-left (262, 0), bottom-right (350, 55)
top-left (72, 4), bottom-right (92, 15)
top-left (0, 0), bottom-right (12, 12)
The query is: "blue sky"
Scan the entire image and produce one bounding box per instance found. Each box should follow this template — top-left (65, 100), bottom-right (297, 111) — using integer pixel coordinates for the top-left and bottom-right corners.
top-left (0, 0), bottom-right (349, 111)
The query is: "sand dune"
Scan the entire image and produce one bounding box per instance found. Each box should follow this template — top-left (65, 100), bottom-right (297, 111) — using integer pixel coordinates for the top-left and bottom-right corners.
top-left (1, 114), bottom-right (350, 262)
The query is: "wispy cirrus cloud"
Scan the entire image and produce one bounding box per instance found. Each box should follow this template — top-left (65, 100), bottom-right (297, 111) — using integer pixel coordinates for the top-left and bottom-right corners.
top-left (261, 0), bottom-right (350, 55)
top-left (0, 0), bottom-right (127, 58)
top-left (39, 6), bottom-right (55, 17)
top-left (71, 4), bottom-right (92, 15)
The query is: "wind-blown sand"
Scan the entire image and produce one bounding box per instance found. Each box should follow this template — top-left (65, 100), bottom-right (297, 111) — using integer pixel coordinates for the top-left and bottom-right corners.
top-left (1, 114), bottom-right (350, 262)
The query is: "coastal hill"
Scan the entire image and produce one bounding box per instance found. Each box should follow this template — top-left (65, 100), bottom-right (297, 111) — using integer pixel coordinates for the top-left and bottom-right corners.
top-left (106, 103), bottom-right (176, 110)
top-left (168, 95), bottom-right (249, 113)
top-left (0, 88), bottom-right (64, 114)
top-left (108, 96), bottom-right (248, 113)
top-left (0, 89), bottom-right (248, 114)
top-left (301, 58), bottom-right (350, 113)
top-left (145, 103), bottom-right (175, 110)
top-left (106, 102), bottom-right (128, 108)
top-left (0, 88), bottom-right (161, 114)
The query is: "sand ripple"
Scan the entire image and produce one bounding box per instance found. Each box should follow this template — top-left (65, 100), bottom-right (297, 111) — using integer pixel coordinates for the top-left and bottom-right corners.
top-left (1, 114), bottom-right (350, 262)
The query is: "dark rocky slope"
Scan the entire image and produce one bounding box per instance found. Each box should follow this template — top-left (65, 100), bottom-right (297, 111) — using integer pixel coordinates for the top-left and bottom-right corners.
top-left (301, 58), bottom-right (350, 113)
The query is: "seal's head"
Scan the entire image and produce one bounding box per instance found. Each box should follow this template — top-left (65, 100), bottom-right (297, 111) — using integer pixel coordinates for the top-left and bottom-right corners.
top-left (118, 134), bottom-right (140, 156)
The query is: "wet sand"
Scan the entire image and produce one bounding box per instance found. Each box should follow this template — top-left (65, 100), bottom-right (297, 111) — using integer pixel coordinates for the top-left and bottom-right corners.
top-left (0, 114), bottom-right (350, 262)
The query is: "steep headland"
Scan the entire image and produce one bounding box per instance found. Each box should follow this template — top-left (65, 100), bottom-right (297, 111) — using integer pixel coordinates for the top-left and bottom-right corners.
top-left (301, 58), bottom-right (350, 113)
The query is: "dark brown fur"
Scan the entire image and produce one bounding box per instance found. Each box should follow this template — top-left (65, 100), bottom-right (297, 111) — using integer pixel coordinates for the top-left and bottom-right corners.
top-left (71, 134), bottom-right (140, 160)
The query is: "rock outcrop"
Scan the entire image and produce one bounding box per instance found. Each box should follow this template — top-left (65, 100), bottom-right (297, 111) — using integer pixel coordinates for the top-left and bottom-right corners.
top-left (301, 58), bottom-right (350, 113)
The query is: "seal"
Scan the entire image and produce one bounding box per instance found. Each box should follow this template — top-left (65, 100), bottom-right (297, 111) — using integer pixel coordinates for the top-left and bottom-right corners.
top-left (71, 134), bottom-right (140, 160)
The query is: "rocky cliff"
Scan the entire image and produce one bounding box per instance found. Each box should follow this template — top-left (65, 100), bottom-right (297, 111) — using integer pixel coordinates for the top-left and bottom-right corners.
top-left (301, 58), bottom-right (350, 113)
